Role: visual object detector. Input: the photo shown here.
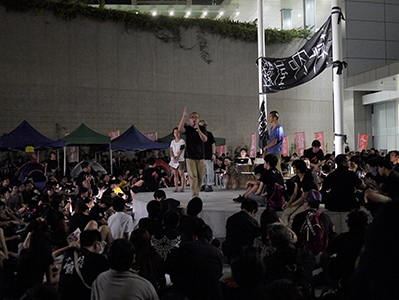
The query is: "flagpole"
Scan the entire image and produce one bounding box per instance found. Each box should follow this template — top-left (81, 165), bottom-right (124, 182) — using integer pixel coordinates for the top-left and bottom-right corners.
top-left (257, 0), bottom-right (267, 154)
top-left (331, 0), bottom-right (345, 155)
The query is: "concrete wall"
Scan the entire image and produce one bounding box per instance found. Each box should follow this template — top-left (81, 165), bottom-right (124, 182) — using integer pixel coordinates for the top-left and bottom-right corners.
top-left (344, 0), bottom-right (399, 77)
top-left (0, 7), bottom-right (334, 155)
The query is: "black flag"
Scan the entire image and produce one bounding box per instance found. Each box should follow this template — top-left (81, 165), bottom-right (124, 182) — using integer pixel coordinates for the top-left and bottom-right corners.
top-left (260, 16), bottom-right (333, 94)
top-left (258, 100), bottom-right (269, 150)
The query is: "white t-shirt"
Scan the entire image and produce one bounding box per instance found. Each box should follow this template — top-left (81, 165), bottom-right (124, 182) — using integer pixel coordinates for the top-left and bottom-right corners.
top-left (108, 211), bottom-right (134, 239)
top-left (170, 139), bottom-right (186, 162)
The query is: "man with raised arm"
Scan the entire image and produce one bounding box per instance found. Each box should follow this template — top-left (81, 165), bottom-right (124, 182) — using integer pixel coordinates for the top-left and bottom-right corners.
top-left (178, 107), bottom-right (208, 198)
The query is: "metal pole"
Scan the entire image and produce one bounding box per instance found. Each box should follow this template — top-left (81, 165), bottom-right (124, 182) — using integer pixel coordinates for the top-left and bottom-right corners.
top-left (331, 0), bottom-right (345, 155)
top-left (257, 0), bottom-right (267, 153)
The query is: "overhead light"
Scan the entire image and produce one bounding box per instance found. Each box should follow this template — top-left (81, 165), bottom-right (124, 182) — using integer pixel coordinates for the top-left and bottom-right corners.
top-left (201, 11), bottom-right (208, 18)
top-left (297, 13), bottom-right (302, 18)
top-left (169, 11), bottom-right (174, 16)
top-left (184, 11), bottom-right (191, 18)
top-left (235, 11), bottom-right (240, 16)
top-left (152, 11), bottom-right (157, 16)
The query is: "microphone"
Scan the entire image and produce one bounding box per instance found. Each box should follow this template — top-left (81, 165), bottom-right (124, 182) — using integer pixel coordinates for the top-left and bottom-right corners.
top-left (193, 121), bottom-right (198, 132)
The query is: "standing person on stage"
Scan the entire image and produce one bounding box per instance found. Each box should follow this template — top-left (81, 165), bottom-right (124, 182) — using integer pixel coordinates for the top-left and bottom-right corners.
top-left (178, 108), bottom-right (208, 198)
top-left (199, 120), bottom-right (216, 193)
top-left (170, 127), bottom-right (186, 193)
top-left (263, 111), bottom-right (284, 173)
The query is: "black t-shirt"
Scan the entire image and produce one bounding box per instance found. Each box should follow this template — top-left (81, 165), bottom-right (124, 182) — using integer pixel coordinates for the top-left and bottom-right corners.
top-left (259, 168), bottom-right (285, 197)
top-left (184, 125), bottom-right (207, 160)
top-left (382, 170), bottom-right (399, 199)
top-left (203, 131), bottom-right (216, 160)
top-left (304, 148), bottom-right (324, 164)
top-left (322, 166), bottom-right (363, 211)
top-left (142, 167), bottom-right (163, 191)
top-left (59, 248), bottom-right (109, 300)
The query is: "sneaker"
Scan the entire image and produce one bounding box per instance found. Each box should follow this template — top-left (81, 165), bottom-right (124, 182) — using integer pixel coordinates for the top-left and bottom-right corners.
top-left (200, 185), bottom-right (206, 191)
top-left (205, 185), bottom-right (213, 192)
top-left (233, 195), bottom-right (244, 203)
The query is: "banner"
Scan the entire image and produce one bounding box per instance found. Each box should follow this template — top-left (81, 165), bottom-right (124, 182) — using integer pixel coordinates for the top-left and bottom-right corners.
top-left (295, 132), bottom-right (306, 156)
top-left (218, 145), bottom-right (226, 157)
top-left (282, 136), bottom-right (289, 157)
top-left (108, 130), bottom-right (120, 140)
top-left (250, 133), bottom-right (256, 158)
top-left (260, 16), bottom-right (333, 93)
top-left (258, 100), bottom-right (269, 150)
top-left (314, 131), bottom-right (325, 153)
top-left (358, 134), bottom-right (369, 151)
top-left (30, 151), bottom-right (39, 163)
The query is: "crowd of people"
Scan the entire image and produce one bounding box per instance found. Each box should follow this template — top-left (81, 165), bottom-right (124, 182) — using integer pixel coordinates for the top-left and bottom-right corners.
top-left (1, 106), bottom-right (399, 300)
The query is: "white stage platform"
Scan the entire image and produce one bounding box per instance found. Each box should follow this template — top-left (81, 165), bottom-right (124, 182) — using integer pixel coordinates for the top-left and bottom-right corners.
top-left (132, 186), bottom-right (353, 239)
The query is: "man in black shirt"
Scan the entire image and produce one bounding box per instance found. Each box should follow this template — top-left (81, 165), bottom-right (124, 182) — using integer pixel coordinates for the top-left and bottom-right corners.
top-left (178, 108), bottom-right (208, 198)
top-left (131, 157), bottom-right (162, 197)
top-left (59, 230), bottom-right (109, 300)
top-left (322, 154), bottom-right (366, 212)
top-left (304, 140), bottom-right (325, 172)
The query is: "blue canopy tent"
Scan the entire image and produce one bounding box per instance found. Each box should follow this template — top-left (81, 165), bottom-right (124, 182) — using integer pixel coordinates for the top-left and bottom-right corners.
top-left (0, 120), bottom-right (65, 151)
top-left (111, 125), bottom-right (169, 151)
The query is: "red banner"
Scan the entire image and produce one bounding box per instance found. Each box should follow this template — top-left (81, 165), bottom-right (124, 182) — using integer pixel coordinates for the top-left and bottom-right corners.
top-left (282, 136), bottom-right (289, 157)
top-left (218, 145), bottom-right (225, 156)
top-left (145, 132), bottom-right (157, 141)
top-left (314, 131), bottom-right (325, 153)
top-left (30, 151), bottom-right (39, 163)
top-left (108, 130), bottom-right (120, 140)
top-left (358, 134), bottom-right (369, 151)
top-left (295, 132), bottom-right (306, 156)
top-left (250, 133), bottom-right (256, 158)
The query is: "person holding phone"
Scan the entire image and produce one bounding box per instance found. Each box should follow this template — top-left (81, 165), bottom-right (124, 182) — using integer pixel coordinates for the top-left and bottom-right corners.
top-left (170, 127), bottom-right (186, 192)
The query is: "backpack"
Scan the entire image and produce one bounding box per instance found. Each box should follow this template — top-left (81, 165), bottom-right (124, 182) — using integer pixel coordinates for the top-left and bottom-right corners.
top-left (300, 210), bottom-right (328, 255)
top-left (268, 183), bottom-right (286, 210)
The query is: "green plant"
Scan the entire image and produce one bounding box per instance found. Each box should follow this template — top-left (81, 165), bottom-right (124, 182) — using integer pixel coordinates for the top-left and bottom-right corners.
top-left (0, 0), bottom-right (314, 63)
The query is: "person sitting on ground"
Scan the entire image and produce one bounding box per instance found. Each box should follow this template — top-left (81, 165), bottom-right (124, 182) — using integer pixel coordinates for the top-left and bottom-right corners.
top-left (138, 200), bottom-right (163, 237)
top-left (130, 228), bottom-right (166, 293)
top-left (153, 190), bottom-right (182, 217)
top-left (91, 239), bottom-right (159, 300)
top-left (253, 207), bottom-right (297, 260)
top-left (178, 197), bottom-right (206, 242)
top-left (281, 159), bottom-right (318, 228)
top-left (246, 154), bottom-right (285, 207)
top-left (130, 157), bottom-right (163, 198)
top-left (291, 190), bottom-right (335, 256)
top-left (174, 224), bottom-right (223, 300)
top-left (304, 140), bottom-right (325, 173)
top-left (151, 210), bottom-right (187, 279)
top-left (365, 156), bottom-right (399, 204)
top-left (320, 209), bottom-right (369, 290)
top-left (389, 150), bottom-right (399, 172)
top-left (67, 202), bottom-right (93, 236)
top-left (321, 154), bottom-right (366, 212)
top-left (58, 230), bottom-right (109, 300)
top-left (263, 222), bottom-right (313, 300)
top-left (107, 197), bottom-right (134, 240)
top-left (221, 246), bottom-right (266, 300)
top-left (222, 199), bottom-right (260, 262)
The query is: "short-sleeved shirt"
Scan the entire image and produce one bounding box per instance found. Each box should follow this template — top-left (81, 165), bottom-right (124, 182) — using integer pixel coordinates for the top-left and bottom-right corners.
top-left (108, 211), bottom-right (134, 239)
top-left (382, 169), bottom-right (399, 199)
top-left (170, 139), bottom-right (186, 162)
top-left (184, 125), bottom-right (207, 160)
top-left (304, 148), bottom-right (325, 164)
top-left (203, 131), bottom-right (216, 160)
top-left (259, 168), bottom-right (285, 197)
top-left (268, 124), bottom-right (284, 155)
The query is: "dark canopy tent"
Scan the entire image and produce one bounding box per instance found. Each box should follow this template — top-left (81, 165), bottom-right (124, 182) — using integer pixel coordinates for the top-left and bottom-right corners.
top-left (63, 123), bottom-right (111, 145)
top-left (0, 120), bottom-right (65, 151)
top-left (111, 125), bottom-right (169, 151)
top-left (61, 123), bottom-right (111, 174)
